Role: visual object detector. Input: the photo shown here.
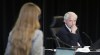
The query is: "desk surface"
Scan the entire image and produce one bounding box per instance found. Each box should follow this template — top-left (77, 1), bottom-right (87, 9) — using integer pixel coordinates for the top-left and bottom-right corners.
top-left (45, 49), bottom-right (100, 55)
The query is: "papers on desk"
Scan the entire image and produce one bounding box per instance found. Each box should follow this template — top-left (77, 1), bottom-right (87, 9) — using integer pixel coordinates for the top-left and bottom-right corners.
top-left (76, 46), bottom-right (90, 52)
top-left (96, 49), bottom-right (100, 52)
top-left (45, 49), bottom-right (56, 52)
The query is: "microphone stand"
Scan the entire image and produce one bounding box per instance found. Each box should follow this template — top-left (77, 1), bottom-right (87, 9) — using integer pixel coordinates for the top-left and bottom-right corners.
top-left (82, 32), bottom-right (96, 51)
top-left (82, 32), bottom-right (93, 46)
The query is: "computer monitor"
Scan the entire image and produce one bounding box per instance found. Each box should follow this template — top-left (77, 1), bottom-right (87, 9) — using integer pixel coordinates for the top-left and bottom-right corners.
top-left (55, 48), bottom-right (75, 55)
top-left (89, 39), bottom-right (100, 51)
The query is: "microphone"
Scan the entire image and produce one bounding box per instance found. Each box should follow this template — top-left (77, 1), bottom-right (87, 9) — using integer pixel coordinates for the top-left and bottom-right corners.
top-left (82, 32), bottom-right (93, 46)
top-left (82, 32), bottom-right (97, 51)
top-left (52, 29), bottom-right (72, 48)
top-left (54, 36), bottom-right (61, 48)
top-left (56, 37), bottom-right (82, 49)
top-left (55, 36), bottom-right (73, 48)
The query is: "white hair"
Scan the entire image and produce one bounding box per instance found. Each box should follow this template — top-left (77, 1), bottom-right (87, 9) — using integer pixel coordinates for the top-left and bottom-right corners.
top-left (64, 11), bottom-right (78, 20)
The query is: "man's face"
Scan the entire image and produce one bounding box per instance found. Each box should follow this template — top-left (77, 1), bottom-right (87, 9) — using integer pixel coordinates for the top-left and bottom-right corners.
top-left (64, 16), bottom-right (77, 28)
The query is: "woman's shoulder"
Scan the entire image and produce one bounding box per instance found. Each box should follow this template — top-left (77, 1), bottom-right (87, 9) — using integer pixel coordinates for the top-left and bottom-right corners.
top-left (35, 29), bottom-right (43, 32)
top-left (35, 29), bottom-right (43, 34)
top-left (32, 29), bottom-right (43, 39)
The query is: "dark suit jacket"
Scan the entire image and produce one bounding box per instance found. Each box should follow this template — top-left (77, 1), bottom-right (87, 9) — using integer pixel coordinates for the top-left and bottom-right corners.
top-left (56, 25), bottom-right (84, 48)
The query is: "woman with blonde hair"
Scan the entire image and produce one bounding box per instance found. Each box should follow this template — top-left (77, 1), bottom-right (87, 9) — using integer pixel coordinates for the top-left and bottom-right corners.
top-left (4, 2), bottom-right (44, 55)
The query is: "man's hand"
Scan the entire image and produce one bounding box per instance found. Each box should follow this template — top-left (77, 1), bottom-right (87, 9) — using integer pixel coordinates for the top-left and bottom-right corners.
top-left (71, 25), bottom-right (77, 34)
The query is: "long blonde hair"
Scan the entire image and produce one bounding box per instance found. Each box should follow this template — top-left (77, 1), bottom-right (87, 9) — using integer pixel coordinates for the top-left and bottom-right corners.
top-left (10, 2), bottom-right (41, 55)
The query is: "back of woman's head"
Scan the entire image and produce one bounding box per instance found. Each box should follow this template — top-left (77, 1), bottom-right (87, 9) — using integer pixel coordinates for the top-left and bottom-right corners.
top-left (16, 2), bottom-right (41, 30)
top-left (11, 2), bottom-right (41, 55)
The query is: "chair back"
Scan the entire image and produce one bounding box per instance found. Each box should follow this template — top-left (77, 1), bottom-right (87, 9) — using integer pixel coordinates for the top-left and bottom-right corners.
top-left (50, 16), bottom-right (64, 37)
top-left (50, 16), bottom-right (67, 48)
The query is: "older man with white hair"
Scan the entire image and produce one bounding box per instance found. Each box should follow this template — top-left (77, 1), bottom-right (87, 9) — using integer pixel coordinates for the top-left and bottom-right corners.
top-left (56, 11), bottom-right (84, 48)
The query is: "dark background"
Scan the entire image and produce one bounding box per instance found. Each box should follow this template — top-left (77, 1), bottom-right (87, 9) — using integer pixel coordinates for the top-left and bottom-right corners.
top-left (1, 0), bottom-right (100, 55)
